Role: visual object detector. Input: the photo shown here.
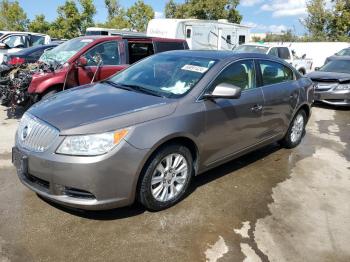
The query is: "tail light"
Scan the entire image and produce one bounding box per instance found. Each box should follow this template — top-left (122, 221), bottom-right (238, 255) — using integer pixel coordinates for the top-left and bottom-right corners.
top-left (8, 57), bottom-right (25, 65)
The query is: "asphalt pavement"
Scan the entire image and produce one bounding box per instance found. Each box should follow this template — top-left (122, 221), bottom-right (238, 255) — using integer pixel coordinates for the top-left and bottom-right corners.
top-left (0, 105), bottom-right (349, 262)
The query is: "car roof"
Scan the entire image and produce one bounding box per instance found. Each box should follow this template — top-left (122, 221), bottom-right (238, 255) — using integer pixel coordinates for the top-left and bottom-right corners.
top-left (159, 50), bottom-right (278, 61)
top-left (329, 56), bottom-right (350, 61)
top-left (11, 44), bottom-right (58, 56)
top-left (76, 35), bottom-right (186, 42)
top-left (0, 31), bottom-right (48, 36)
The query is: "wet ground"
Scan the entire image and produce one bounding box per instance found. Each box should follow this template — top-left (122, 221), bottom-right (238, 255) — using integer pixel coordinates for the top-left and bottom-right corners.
top-left (0, 105), bottom-right (349, 262)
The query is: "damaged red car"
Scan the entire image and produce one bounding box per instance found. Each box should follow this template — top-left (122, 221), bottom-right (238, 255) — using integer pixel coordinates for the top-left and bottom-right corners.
top-left (28, 35), bottom-right (188, 102)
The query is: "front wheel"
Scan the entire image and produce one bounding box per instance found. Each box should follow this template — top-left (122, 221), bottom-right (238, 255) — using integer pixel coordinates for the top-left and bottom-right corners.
top-left (280, 110), bottom-right (307, 149)
top-left (138, 144), bottom-right (193, 211)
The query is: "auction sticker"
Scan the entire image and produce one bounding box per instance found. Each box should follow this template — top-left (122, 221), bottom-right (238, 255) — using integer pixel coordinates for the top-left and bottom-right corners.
top-left (181, 64), bottom-right (208, 73)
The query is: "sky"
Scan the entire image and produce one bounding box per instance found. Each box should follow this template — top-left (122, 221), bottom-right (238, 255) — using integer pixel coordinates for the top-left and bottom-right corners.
top-left (17, 0), bottom-right (308, 34)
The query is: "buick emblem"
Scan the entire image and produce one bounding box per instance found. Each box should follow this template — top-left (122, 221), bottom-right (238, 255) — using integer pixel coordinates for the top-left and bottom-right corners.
top-left (21, 125), bottom-right (30, 140)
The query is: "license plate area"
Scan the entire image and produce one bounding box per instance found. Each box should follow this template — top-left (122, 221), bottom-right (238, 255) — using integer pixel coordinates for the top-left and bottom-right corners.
top-left (12, 147), bottom-right (28, 176)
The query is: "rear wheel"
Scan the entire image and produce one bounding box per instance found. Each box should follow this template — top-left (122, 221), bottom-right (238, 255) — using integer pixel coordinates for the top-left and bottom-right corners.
top-left (280, 110), bottom-right (307, 148)
top-left (139, 144), bottom-right (193, 211)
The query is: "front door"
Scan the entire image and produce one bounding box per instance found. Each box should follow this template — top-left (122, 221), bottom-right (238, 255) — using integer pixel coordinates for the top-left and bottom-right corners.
top-left (201, 59), bottom-right (265, 166)
top-left (77, 41), bottom-right (125, 85)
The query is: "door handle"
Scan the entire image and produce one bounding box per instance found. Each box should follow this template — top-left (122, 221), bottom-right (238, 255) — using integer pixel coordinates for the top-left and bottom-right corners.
top-left (251, 104), bottom-right (263, 112)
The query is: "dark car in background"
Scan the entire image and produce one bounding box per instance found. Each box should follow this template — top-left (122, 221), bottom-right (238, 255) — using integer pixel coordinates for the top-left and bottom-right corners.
top-left (324, 47), bottom-right (350, 65)
top-left (13, 51), bottom-right (313, 211)
top-left (307, 58), bottom-right (350, 106)
top-left (2, 44), bottom-right (58, 65)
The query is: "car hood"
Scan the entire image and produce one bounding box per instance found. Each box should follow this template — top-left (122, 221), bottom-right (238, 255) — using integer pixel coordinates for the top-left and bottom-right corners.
top-left (28, 83), bottom-right (177, 135)
top-left (307, 71), bottom-right (350, 83)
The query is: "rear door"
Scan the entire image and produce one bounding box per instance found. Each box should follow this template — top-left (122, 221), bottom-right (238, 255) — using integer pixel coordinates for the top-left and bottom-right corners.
top-left (257, 59), bottom-right (299, 138)
top-left (201, 59), bottom-right (265, 166)
top-left (126, 40), bottom-right (154, 64)
top-left (77, 40), bottom-right (124, 85)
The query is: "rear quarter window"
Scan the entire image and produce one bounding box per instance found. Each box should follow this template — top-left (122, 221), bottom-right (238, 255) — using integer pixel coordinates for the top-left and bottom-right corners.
top-left (155, 42), bottom-right (186, 53)
top-left (259, 60), bottom-right (294, 86)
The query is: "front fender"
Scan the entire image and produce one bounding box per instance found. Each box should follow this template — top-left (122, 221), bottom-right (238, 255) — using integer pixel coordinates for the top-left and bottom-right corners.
top-left (28, 70), bottom-right (66, 94)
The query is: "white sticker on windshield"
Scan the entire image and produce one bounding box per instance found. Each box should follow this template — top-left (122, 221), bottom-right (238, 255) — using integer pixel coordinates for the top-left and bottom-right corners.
top-left (181, 64), bottom-right (208, 73)
top-left (161, 81), bottom-right (191, 95)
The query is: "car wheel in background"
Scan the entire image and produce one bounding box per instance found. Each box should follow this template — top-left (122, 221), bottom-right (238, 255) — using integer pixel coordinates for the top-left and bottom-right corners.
top-left (139, 144), bottom-right (193, 211)
top-left (280, 110), bottom-right (307, 149)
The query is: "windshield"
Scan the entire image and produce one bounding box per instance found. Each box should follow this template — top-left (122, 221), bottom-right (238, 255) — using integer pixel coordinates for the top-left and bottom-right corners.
top-left (336, 48), bottom-right (350, 56)
top-left (40, 38), bottom-right (93, 64)
top-left (109, 54), bottom-right (217, 98)
top-left (320, 60), bottom-right (350, 74)
top-left (234, 45), bottom-right (269, 54)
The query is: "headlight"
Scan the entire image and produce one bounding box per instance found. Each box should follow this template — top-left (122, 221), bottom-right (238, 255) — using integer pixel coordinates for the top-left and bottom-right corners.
top-left (56, 129), bottom-right (129, 156)
top-left (335, 84), bottom-right (350, 90)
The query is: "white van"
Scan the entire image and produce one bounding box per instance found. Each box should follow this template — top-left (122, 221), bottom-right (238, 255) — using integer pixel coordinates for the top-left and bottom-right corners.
top-left (147, 19), bottom-right (250, 50)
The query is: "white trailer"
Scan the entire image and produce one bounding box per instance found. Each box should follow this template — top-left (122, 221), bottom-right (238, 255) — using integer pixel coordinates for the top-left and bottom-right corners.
top-left (147, 19), bottom-right (250, 50)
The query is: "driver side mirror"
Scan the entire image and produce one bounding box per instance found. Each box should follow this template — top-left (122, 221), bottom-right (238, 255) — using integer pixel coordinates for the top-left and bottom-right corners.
top-left (203, 83), bottom-right (242, 100)
top-left (0, 43), bottom-right (8, 50)
top-left (315, 67), bottom-right (320, 71)
top-left (77, 56), bottom-right (87, 67)
top-left (302, 54), bottom-right (306, 59)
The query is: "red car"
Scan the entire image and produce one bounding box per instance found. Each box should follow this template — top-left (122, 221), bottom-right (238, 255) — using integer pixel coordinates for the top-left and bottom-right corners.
top-left (28, 35), bottom-right (188, 101)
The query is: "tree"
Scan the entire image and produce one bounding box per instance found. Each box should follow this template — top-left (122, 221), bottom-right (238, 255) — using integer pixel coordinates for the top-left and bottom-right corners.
top-left (302, 0), bottom-right (330, 41)
top-left (79, 0), bottom-right (97, 33)
top-left (0, 0), bottom-right (29, 31)
top-left (105, 0), bottom-right (121, 20)
top-left (164, 0), bottom-right (242, 23)
top-left (28, 15), bottom-right (50, 34)
top-left (264, 30), bottom-right (299, 42)
top-left (328, 0), bottom-right (350, 41)
top-left (126, 0), bottom-right (154, 32)
top-left (165, 0), bottom-right (178, 19)
top-left (48, 0), bottom-right (96, 39)
top-left (102, 0), bottom-right (130, 29)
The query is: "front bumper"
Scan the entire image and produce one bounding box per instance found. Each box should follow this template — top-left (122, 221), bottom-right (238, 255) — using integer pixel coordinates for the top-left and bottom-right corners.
top-left (314, 89), bottom-right (350, 106)
top-left (13, 139), bottom-right (149, 210)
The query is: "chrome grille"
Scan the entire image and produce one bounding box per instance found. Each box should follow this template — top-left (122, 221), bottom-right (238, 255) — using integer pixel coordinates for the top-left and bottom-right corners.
top-left (314, 82), bottom-right (337, 92)
top-left (17, 113), bottom-right (59, 152)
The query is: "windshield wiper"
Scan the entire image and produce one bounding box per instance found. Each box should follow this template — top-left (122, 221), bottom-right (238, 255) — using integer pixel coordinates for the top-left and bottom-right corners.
top-left (102, 80), bottom-right (134, 91)
top-left (118, 84), bottom-right (165, 98)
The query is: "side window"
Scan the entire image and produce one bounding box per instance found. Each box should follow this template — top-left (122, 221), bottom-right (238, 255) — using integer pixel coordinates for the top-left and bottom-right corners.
top-left (155, 42), bottom-right (185, 52)
top-left (128, 42), bottom-right (154, 64)
top-left (259, 60), bottom-right (294, 86)
top-left (278, 47), bottom-right (291, 60)
top-left (186, 29), bottom-right (192, 38)
top-left (3, 35), bottom-right (27, 48)
top-left (212, 60), bottom-right (256, 91)
top-left (84, 41), bottom-right (120, 66)
top-left (268, 47), bottom-right (278, 57)
top-left (239, 35), bottom-right (246, 45)
top-left (31, 35), bottom-right (45, 46)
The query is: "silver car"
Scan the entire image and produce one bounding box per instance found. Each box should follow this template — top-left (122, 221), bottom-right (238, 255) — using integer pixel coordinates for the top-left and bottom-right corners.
top-left (307, 58), bottom-right (350, 106)
top-left (12, 51), bottom-right (314, 211)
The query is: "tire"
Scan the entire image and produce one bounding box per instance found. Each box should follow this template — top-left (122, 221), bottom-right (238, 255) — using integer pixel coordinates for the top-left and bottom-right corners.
top-left (280, 110), bottom-right (307, 149)
top-left (139, 144), bottom-right (194, 211)
top-left (41, 88), bottom-right (59, 101)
